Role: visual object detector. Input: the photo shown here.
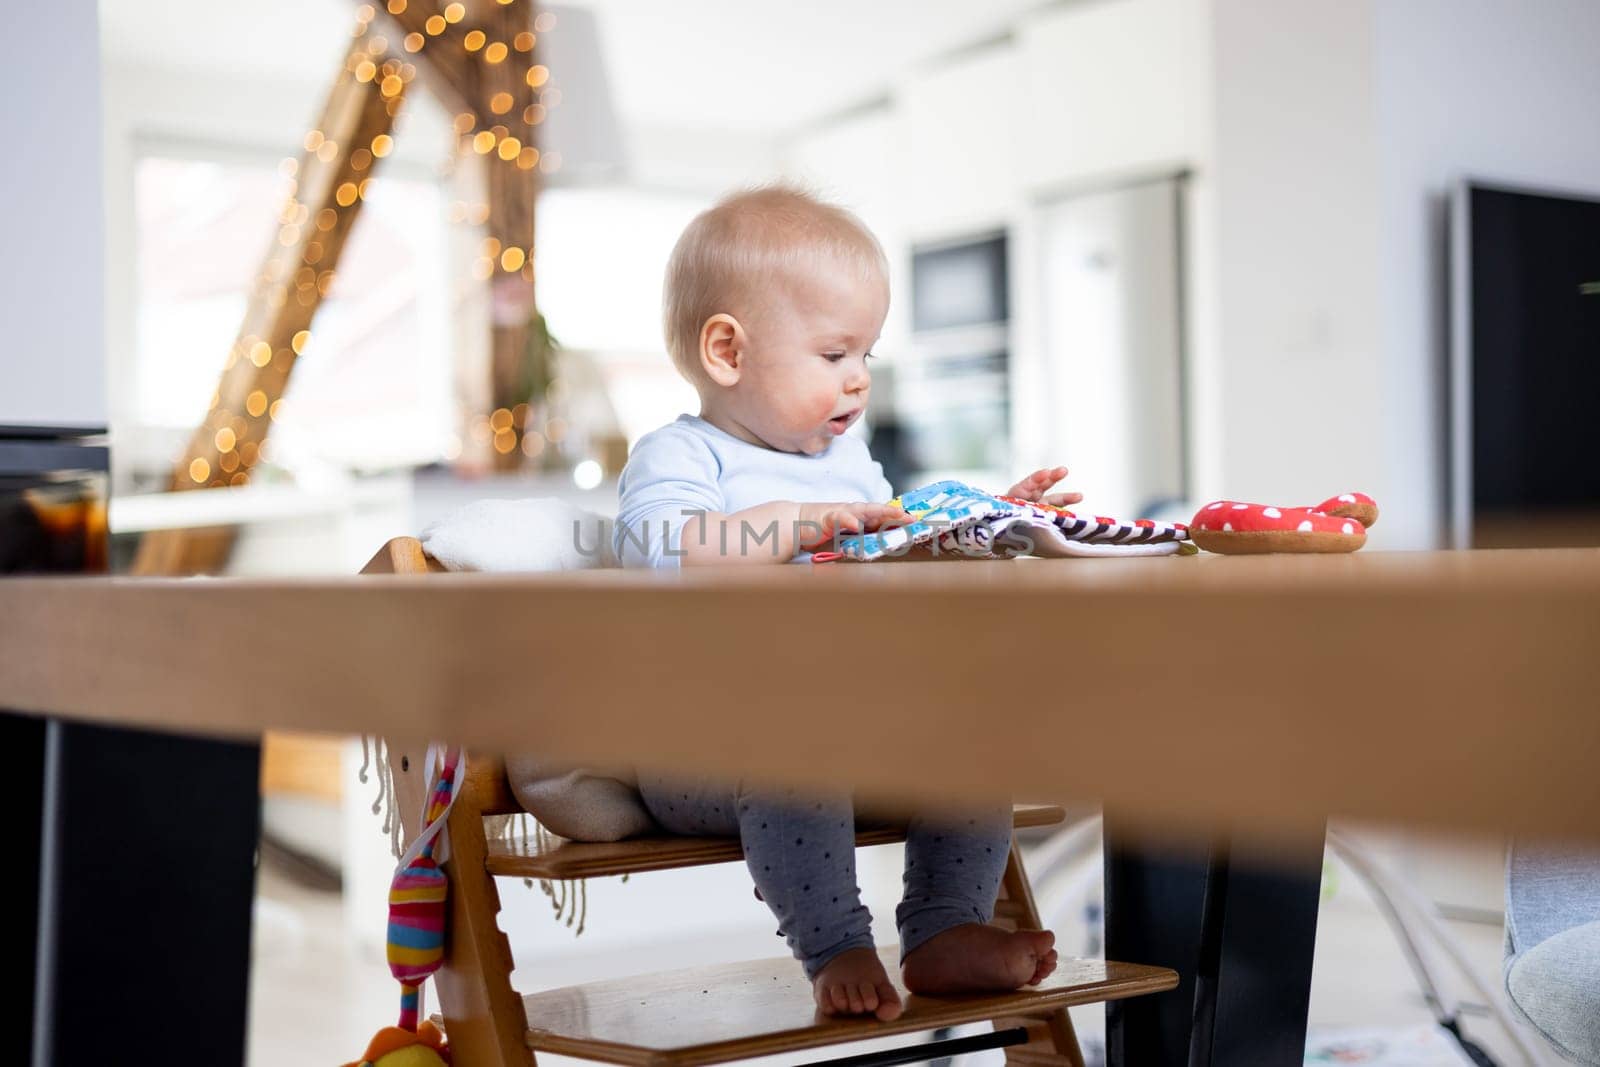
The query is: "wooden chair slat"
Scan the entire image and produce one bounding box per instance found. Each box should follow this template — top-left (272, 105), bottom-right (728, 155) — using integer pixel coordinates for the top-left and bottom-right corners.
top-left (463, 755), bottom-right (522, 816)
top-left (516, 947), bottom-right (1177, 1067)
top-left (485, 805), bottom-right (1068, 881)
top-left (360, 535), bottom-right (442, 575)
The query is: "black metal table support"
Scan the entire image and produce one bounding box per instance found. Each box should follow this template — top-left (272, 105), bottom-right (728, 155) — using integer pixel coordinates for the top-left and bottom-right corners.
top-left (1104, 826), bottom-right (1212, 1067)
top-left (15, 711), bottom-right (262, 1067)
top-left (1186, 832), bottom-right (1325, 1067)
top-left (9, 712), bottom-right (47, 1067)
top-left (806, 1026), bottom-right (1029, 1067)
top-left (1104, 822), bottom-right (1325, 1067)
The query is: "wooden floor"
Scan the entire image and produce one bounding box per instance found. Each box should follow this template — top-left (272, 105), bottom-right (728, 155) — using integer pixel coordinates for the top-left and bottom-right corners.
top-left (517, 947), bottom-right (1178, 1067)
top-left (486, 805), bottom-right (1068, 881)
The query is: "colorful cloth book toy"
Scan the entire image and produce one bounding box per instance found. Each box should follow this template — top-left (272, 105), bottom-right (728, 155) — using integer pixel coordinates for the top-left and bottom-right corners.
top-left (830, 480), bottom-right (1192, 561)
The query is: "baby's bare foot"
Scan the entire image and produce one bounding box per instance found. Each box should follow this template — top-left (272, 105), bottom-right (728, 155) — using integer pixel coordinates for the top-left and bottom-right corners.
top-left (812, 947), bottom-right (903, 1022)
top-left (902, 924), bottom-right (1058, 996)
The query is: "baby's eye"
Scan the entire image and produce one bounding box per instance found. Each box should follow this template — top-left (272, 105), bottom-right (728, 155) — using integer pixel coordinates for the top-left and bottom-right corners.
top-left (864, 350), bottom-right (877, 360)
top-left (821, 351), bottom-right (846, 362)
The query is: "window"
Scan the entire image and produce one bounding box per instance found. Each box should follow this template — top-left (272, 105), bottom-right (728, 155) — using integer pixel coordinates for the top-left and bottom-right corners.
top-left (534, 187), bottom-right (705, 444)
top-left (133, 152), bottom-right (454, 471)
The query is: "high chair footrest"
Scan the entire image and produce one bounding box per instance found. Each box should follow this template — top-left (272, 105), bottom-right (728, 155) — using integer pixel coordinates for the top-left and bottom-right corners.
top-left (516, 947), bottom-right (1177, 1067)
top-left (486, 805), bottom-right (1069, 881)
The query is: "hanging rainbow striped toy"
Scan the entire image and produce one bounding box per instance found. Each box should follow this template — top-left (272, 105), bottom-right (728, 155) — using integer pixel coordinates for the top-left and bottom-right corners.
top-left (342, 746), bottom-right (463, 1067)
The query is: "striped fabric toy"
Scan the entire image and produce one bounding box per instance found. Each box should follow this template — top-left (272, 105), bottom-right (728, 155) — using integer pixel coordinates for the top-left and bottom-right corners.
top-left (387, 746), bottom-right (462, 1032)
top-left (832, 480), bottom-right (1191, 561)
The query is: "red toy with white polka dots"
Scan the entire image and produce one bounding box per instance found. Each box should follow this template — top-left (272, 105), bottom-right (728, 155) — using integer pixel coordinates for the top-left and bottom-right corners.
top-left (1189, 492), bottom-right (1379, 554)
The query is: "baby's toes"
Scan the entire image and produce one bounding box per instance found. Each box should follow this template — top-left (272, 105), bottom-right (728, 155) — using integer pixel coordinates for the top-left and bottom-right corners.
top-left (1030, 949), bottom-right (1059, 985)
top-left (874, 983), bottom-right (904, 1022)
top-left (845, 984), bottom-right (865, 1014)
top-left (858, 983), bottom-right (879, 1013)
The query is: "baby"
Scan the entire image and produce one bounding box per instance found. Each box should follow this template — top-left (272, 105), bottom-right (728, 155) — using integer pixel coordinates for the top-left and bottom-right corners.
top-left (614, 185), bottom-right (1081, 1020)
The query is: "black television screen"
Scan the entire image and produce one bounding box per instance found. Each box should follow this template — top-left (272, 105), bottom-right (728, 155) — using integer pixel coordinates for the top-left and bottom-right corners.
top-left (1458, 183), bottom-right (1600, 543)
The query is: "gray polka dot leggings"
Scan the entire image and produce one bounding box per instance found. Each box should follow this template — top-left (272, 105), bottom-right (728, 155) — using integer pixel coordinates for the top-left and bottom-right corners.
top-left (637, 775), bottom-right (1013, 978)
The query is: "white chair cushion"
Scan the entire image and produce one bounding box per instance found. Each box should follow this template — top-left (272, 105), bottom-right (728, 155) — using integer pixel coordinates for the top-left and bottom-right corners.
top-left (420, 497), bottom-right (618, 572)
top-left (421, 498), bottom-right (654, 842)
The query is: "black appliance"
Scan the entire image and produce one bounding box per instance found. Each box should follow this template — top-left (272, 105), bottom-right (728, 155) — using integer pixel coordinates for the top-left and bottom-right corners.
top-left (1452, 181), bottom-right (1600, 547)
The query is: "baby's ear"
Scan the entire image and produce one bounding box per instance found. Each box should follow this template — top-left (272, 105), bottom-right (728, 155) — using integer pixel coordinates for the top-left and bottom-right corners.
top-left (699, 313), bottom-right (744, 386)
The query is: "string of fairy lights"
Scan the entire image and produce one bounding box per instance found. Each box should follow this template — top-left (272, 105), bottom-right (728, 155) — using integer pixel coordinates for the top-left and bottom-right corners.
top-left (382, 0), bottom-right (565, 462)
top-left (189, 0), bottom-right (559, 486)
top-left (374, 0), bottom-right (561, 284)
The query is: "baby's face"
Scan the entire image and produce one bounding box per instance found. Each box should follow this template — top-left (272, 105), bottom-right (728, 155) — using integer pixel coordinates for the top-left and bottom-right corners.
top-left (731, 268), bottom-right (889, 455)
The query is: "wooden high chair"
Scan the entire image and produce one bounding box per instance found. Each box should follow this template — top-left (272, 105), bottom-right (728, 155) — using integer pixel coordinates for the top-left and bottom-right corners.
top-left (363, 537), bottom-right (1177, 1067)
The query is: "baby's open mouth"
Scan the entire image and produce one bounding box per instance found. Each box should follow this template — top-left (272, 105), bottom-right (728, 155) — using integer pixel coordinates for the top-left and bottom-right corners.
top-left (828, 411), bottom-right (859, 433)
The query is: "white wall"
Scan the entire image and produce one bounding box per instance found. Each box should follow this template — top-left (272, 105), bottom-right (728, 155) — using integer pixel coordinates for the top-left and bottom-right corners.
top-left (1207, 0), bottom-right (1385, 523)
top-left (897, 40), bottom-right (1025, 241)
top-left (1016, 0), bottom-right (1205, 192)
top-left (1, 0), bottom-right (107, 428)
top-left (1373, 0), bottom-right (1600, 549)
top-left (785, 105), bottom-right (913, 350)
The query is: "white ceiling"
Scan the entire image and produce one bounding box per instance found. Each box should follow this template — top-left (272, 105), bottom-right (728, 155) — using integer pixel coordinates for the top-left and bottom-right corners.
top-left (99, 0), bottom-right (1057, 134)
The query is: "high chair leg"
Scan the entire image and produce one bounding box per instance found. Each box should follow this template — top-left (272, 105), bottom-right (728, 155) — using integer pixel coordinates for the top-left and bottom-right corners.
top-left (996, 835), bottom-right (1086, 1067)
top-left (434, 794), bottom-right (534, 1067)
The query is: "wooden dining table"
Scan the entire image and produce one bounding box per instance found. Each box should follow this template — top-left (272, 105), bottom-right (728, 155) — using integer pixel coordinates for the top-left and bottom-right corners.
top-left (4, 547), bottom-right (1599, 1066)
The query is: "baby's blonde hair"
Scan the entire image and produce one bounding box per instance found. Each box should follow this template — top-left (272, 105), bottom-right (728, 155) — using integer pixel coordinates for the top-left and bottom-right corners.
top-left (662, 183), bottom-right (888, 381)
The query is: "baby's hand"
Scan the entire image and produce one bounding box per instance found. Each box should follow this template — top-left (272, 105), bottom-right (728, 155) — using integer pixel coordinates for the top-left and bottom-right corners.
top-left (1005, 466), bottom-right (1083, 508)
top-left (797, 501), bottom-right (913, 550)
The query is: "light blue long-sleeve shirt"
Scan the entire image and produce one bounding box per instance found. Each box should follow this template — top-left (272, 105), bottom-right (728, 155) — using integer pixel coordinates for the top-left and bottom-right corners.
top-left (614, 414), bottom-right (894, 568)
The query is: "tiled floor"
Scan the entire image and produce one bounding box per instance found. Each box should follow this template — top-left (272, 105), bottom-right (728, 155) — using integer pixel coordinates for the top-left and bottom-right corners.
top-left (250, 834), bottom-right (1547, 1066)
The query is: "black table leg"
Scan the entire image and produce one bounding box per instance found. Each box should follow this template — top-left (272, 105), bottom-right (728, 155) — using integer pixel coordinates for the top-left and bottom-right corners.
top-left (28, 717), bottom-right (261, 1067)
top-left (1187, 831), bottom-right (1325, 1067)
top-left (1103, 825), bottom-right (1212, 1067)
top-left (6, 711), bottom-right (47, 1067)
top-left (1104, 822), bottom-right (1325, 1067)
